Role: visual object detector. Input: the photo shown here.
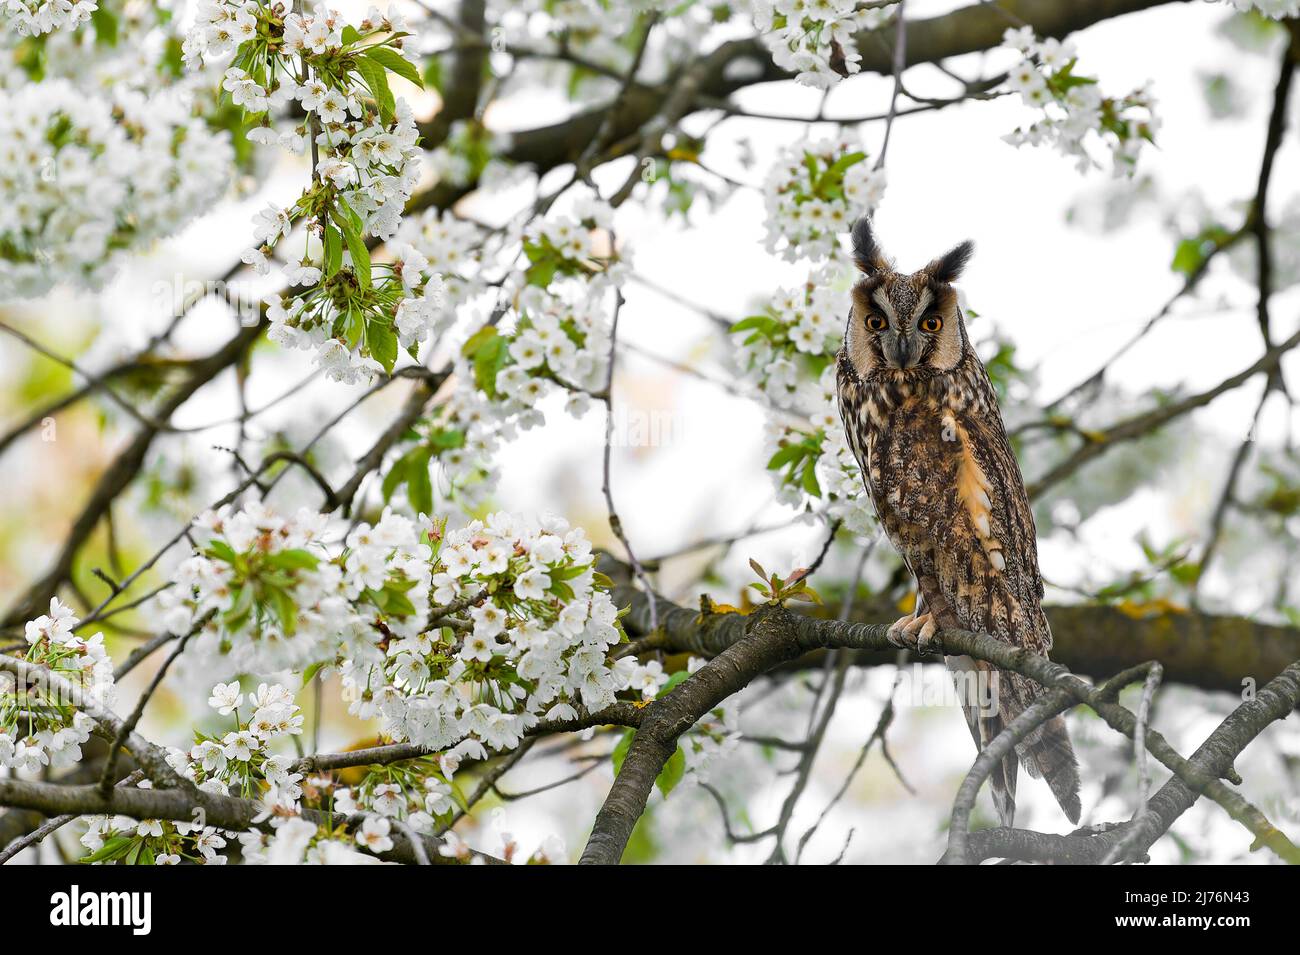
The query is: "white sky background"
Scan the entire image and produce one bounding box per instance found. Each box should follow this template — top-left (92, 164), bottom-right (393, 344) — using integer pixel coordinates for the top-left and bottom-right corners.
top-left (2, 0), bottom-right (1299, 863)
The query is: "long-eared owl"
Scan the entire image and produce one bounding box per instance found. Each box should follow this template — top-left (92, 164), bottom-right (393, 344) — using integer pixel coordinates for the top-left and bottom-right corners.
top-left (835, 218), bottom-right (1079, 828)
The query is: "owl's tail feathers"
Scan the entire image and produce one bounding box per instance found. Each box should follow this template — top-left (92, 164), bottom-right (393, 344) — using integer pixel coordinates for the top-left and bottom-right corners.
top-left (1020, 715), bottom-right (1082, 825)
top-left (951, 659), bottom-right (1081, 826)
top-left (988, 724), bottom-right (1019, 829)
top-left (950, 657), bottom-right (1019, 828)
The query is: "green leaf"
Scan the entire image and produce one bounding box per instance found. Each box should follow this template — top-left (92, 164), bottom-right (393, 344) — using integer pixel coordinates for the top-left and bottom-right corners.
top-left (340, 220), bottom-right (372, 288)
top-left (799, 461), bottom-right (822, 497)
top-left (449, 779), bottom-right (471, 813)
top-left (382, 452), bottom-right (409, 502)
top-left (766, 444), bottom-right (808, 471)
top-left (611, 729), bottom-right (634, 776)
top-left (206, 539), bottom-right (239, 564)
top-left (324, 225), bottom-right (343, 275)
top-left (382, 444), bottom-right (434, 513)
top-left (362, 46), bottom-right (425, 89)
top-left (729, 315), bottom-right (778, 335)
top-left (524, 255), bottom-right (559, 289)
top-left (354, 55), bottom-right (395, 122)
top-left (369, 319), bottom-right (398, 373)
top-left (424, 55), bottom-right (444, 94)
top-left (655, 746), bottom-right (686, 798)
top-left (656, 670), bottom-right (690, 698)
top-left (429, 428), bottom-right (465, 450)
top-left (471, 335), bottom-right (508, 397)
top-left (406, 447), bottom-right (434, 515)
top-left (548, 563), bottom-right (586, 581)
top-left (90, 6), bottom-right (119, 46)
top-left (460, 326), bottom-right (510, 396)
top-left (1171, 238), bottom-right (1204, 276)
top-left (80, 835), bottom-right (135, 864)
top-left (342, 25), bottom-right (361, 45)
top-left (819, 150), bottom-right (866, 189)
top-left (224, 584), bottom-right (255, 632)
top-left (383, 588), bottom-right (417, 617)
top-left (267, 585), bottom-right (299, 635)
top-left (461, 325), bottom-right (499, 358)
top-left (266, 548), bottom-right (320, 571)
top-left (301, 661), bottom-right (326, 687)
top-left (335, 197), bottom-right (364, 235)
top-left (343, 308), bottom-right (365, 349)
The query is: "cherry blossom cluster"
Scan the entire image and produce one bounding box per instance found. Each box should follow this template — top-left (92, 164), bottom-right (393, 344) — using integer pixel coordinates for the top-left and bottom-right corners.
top-left (185, 1), bottom-right (442, 382)
top-left (751, 0), bottom-right (897, 89)
top-left (154, 502), bottom-right (671, 761)
top-left (766, 367), bottom-right (878, 536)
top-left (463, 199), bottom-right (621, 409)
top-left (678, 658), bottom-right (741, 782)
top-left (384, 376), bottom-right (505, 515)
top-left (1, 0), bottom-right (98, 35)
top-left (154, 503), bottom-right (345, 675)
top-left (485, 0), bottom-right (641, 82)
top-left (0, 79), bottom-right (233, 299)
top-left (762, 133), bottom-right (886, 262)
top-left (517, 197), bottom-right (626, 293)
top-left (381, 201), bottom-right (620, 515)
top-left (238, 814), bottom-right (398, 864)
top-left (394, 209), bottom-right (489, 314)
top-left (728, 257), bottom-right (873, 532)
top-left (78, 681), bottom-right (305, 865)
top-left (79, 779), bottom-right (231, 866)
top-left (1, 599), bottom-right (111, 774)
top-left (243, 760), bottom-right (568, 863)
top-left (731, 265), bottom-right (846, 408)
top-left (266, 242), bottom-right (450, 385)
top-left (331, 756), bottom-right (461, 838)
top-left (1, 0), bottom-right (221, 99)
top-left (469, 288), bottom-right (613, 412)
top-left (1000, 26), bottom-right (1159, 176)
top-left (336, 512), bottom-right (635, 763)
top-left (184, 681), bottom-right (306, 799)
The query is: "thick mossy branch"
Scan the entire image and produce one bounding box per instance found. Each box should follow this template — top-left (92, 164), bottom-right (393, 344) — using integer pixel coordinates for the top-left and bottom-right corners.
top-left (612, 571), bottom-right (1300, 696)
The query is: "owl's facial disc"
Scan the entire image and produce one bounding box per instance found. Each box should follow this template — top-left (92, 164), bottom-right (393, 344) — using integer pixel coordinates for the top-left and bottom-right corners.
top-left (844, 220), bottom-right (973, 379)
top-left (847, 274), bottom-right (964, 377)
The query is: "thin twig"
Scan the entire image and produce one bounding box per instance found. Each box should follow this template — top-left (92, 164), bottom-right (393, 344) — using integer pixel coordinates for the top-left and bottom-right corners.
top-left (597, 284), bottom-right (658, 633)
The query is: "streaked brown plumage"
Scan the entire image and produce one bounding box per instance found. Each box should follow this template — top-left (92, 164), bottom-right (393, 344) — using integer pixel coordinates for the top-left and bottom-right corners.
top-left (835, 218), bottom-right (1080, 828)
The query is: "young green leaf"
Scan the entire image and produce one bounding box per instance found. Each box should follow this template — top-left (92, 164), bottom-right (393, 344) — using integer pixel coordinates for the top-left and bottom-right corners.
top-left (354, 55), bottom-right (395, 122)
top-left (655, 746), bottom-right (686, 798)
top-left (368, 318), bottom-right (398, 373)
top-left (363, 46), bottom-right (425, 89)
top-left (324, 224), bottom-right (343, 275)
top-left (340, 220), bottom-right (372, 288)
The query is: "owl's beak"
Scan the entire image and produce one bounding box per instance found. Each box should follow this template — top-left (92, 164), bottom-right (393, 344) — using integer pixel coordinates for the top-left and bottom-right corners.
top-left (885, 335), bottom-right (919, 369)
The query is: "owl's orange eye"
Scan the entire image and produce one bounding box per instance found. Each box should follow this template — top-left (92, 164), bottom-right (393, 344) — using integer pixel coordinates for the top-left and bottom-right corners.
top-left (919, 315), bottom-right (943, 333)
top-left (866, 314), bottom-right (887, 331)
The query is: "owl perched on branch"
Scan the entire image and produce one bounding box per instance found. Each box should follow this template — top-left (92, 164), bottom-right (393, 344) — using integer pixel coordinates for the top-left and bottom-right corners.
top-left (835, 218), bottom-right (1080, 828)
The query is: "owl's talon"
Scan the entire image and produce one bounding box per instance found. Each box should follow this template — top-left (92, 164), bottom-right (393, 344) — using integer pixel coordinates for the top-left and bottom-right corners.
top-left (887, 611), bottom-right (935, 652)
top-left (913, 615), bottom-right (941, 655)
top-left (886, 612), bottom-right (915, 648)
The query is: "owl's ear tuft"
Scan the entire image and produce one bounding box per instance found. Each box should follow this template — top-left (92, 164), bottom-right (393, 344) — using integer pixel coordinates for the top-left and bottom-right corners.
top-left (925, 240), bottom-right (975, 285)
top-left (850, 217), bottom-right (890, 276)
